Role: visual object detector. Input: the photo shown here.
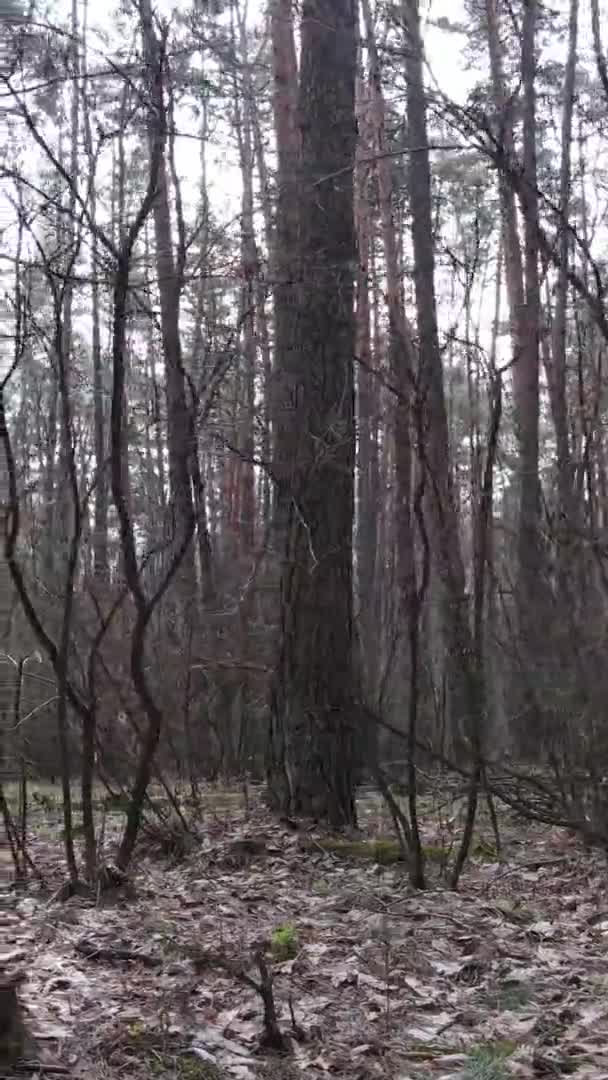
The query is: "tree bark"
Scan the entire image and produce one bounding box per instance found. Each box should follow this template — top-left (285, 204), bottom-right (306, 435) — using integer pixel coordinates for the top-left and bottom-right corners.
top-left (354, 78), bottom-right (381, 703)
top-left (268, 0), bottom-right (359, 827)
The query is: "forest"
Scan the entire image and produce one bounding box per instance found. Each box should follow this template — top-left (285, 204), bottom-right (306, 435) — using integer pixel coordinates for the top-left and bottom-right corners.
top-left (2, 0), bottom-right (608, 1077)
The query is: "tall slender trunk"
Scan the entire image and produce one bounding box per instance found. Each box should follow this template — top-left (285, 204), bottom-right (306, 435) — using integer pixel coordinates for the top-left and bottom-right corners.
top-left (138, 0), bottom-right (196, 597)
top-left (483, 0), bottom-right (544, 730)
top-left (41, 376), bottom-right (57, 581)
top-left (552, 0), bottom-right (578, 583)
top-left (361, 0), bottom-right (417, 709)
top-left (82, 0), bottom-right (108, 580)
top-left (518, 0), bottom-right (543, 633)
top-left (188, 108), bottom-right (215, 603)
top-left (266, 0), bottom-right (300, 804)
top-left (232, 0), bottom-right (257, 556)
top-left (250, 74), bottom-right (274, 524)
top-left (401, 0), bottom-right (482, 766)
top-left (354, 78), bottom-right (380, 702)
top-left (53, 0), bottom-right (81, 887)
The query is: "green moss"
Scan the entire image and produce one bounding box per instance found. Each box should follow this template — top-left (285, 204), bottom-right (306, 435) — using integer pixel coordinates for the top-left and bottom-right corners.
top-left (422, 843), bottom-right (448, 863)
top-left (405, 1042), bottom-right (453, 1060)
top-left (200, 791), bottom-right (244, 808)
top-left (117, 1025), bottom-right (225, 1079)
top-left (371, 839), bottom-right (403, 864)
top-left (311, 878), bottom-right (330, 896)
top-left (489, 981), bottom-right (533, 1011)
top-left (461, 1040), bottom-right (517, 1080)
top-left (178, 1055), bottom-right (224, 1080)
top-left (271, 923), bottom-right (298, 961)
top-left (305, 836), bottom-right (450, 866)
top-left (493, 898), bottom-right (536, 924)
top-left (147, 1053), bottom-right (223, 1079)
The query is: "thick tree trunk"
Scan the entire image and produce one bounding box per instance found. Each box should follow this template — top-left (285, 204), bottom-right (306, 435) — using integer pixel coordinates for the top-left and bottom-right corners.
top-left (268, 0), bottom-right (358, 827)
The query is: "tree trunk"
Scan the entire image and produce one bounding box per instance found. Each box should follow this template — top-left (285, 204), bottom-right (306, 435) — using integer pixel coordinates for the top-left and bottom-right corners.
top-left (551, 0), bottom-right (578, 591)
top-left (82, 0), bottom-right (108, 581)
top-left (517, 0), bottom-right (543, 663)
top-left (401, 0), bottom-right (483, 756)
top-left (361, 0), bottom-right (417, 716)
top-left (138, 0), bottom-right (196, 597)
top-left (354, 78), bottom-right (380, 703)
top-left (268, 0), bottom-right (359, 827)
top-left (232, 0), bottom-right (258, 556)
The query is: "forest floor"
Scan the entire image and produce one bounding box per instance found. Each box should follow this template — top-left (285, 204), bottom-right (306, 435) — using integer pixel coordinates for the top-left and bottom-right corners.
top-left (3, 785), bottom-right (608, 1080)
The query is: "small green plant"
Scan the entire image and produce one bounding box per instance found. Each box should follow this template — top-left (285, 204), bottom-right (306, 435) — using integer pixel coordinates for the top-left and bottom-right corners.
top-left (490, 980), bottom-right (533, 1011)
top-left (311, 878), bottom-right (330, 896)
top-left (271, 923), bottom-right (298, 961)
top-left (178, 1055), bottom-right (224, 1080)
top-left (118, 1024), bottom-right (222, 1079)
top-left (461, 1040), bottom-right (517, 1080)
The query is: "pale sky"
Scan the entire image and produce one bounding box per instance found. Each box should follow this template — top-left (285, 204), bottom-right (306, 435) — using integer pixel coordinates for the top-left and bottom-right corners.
top-left (0, 0), bottom-right (602, 392)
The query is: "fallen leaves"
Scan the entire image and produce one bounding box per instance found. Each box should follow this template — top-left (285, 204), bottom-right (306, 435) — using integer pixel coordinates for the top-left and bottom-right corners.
top-left (4, 796), bottom-right (608, 1078)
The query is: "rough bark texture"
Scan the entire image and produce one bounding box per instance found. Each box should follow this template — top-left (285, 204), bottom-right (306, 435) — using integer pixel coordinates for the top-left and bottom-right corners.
top-left (268, 0), bottom-right (358, 827)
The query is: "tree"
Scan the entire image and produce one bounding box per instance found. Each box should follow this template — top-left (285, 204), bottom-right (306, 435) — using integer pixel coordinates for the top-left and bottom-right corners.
top-left (268, 0), bottom-right (359, 827)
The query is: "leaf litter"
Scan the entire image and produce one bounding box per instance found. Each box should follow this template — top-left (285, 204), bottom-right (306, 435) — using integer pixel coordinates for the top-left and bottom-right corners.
top-left (3, 792), bottom-right (608, 1079)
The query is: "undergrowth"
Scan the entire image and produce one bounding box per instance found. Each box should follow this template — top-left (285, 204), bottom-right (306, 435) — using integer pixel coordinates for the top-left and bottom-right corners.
top-left (460, 1040), bottom-right (517, 1080)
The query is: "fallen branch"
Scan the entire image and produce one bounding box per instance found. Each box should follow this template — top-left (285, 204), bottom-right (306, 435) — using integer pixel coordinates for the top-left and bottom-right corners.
top-left (2, 1063), bottom-right (70, 1075)
top-left (74, 937), bottom-right (162, 969)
